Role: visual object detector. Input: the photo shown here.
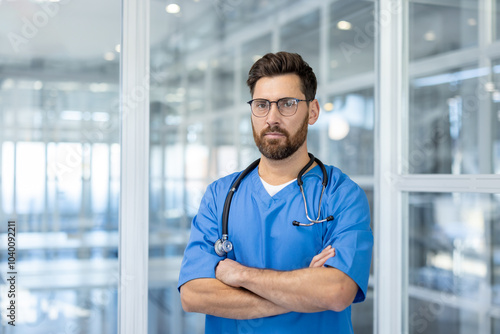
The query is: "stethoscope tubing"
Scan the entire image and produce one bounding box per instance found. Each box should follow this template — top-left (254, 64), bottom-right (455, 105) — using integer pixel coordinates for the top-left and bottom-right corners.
top-left (215, 153), bottom-right (334, 256)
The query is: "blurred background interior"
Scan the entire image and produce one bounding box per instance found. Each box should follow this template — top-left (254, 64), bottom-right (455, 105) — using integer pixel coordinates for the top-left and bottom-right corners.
top-left (0, 0), bottom-right (499, 333)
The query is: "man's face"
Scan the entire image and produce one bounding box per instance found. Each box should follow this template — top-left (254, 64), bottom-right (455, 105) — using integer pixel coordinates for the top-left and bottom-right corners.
top-left (251, 74), bottom-right (312, 160)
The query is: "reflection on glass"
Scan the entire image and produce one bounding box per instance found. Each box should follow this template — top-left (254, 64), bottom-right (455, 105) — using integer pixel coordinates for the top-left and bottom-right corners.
top-left (329, 0), bottom-right (375, 79)
top-left (490, 59), bottom-right (500, 174)
top-left (91, 144), bottom-right (110, 215)
top-left (497, 0), bottom-right (500, 40)
top-left (409, 66), bottom-right (485, 174)
top-left (1, 142), bottom-right (15, 213)
top-left (239, 116), bottom-right (261, 167)
top-left (281, 10), bottom-right (320, 73)
top-left (409, 192), bottom-right (498, 333)
top-left (352, 289), bottom-right (374, 334)
top-left (187, 68), bottom-right (205, 116)
top-left (409, 298), bottom-right (478, 334)
top-left (212, 117), bottom-right (237, 179)
top-left (49, 143), bottom-right (83, 220)
top-left (0, 288), bottom-right (118, 333)
top-left (310, 89), bottom-right (374, 176)
top-left (409, 0), bottom-right (478, 61)
top-left (493, 194), bottom-right (500, 307)
top-left (16, 142), bottom-right (46, 215)
top-left (212, 53), bottom-right (235, 111)
top-left (241, 34), bottom-right (272, 101)
top-left (0, 0), bottom-right (120, 332)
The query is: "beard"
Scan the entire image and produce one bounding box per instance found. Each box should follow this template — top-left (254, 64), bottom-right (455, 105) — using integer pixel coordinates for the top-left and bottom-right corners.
top-left (252, 112), bottom-right (309, 160)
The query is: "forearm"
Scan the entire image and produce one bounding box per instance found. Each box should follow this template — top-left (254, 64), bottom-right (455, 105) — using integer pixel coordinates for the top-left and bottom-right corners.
top-left (180, 278), bottom-right (289, 319)
top-left (237, 267), bottom-right (357, 313)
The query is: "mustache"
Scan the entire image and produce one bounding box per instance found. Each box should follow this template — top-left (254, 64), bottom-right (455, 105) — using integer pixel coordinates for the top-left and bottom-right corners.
top-left (261, 126), bottom-right (289, 136)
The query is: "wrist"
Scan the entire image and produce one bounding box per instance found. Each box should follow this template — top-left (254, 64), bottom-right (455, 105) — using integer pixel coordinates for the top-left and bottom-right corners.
top-left (238, 265), bottom-right (256, 288)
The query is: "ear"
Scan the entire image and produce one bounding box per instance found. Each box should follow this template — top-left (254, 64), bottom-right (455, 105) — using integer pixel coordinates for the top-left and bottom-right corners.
top-left (308, 99), bottom-right (320, 125)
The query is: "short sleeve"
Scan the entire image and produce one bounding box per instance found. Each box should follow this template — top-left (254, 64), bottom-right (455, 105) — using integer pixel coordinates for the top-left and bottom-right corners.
top-left (177, 183), bottom-right (224, 290)
top-left (323, 179), bottom-right (373, 303)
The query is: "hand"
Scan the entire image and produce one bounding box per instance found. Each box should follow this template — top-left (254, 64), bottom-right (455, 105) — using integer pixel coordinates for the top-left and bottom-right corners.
top-left (309, 245), bottom-right (335, 268)
top-left (215, 258), bottom-right (248, 288)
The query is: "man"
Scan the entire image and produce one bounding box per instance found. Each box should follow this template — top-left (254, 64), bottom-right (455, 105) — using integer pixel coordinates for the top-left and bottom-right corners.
top-left (178, 51), bottom-right (373, 333)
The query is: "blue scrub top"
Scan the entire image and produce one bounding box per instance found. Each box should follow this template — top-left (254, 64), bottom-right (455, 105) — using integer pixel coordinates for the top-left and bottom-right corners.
top-left (178, 164), bottom-right (373, 334)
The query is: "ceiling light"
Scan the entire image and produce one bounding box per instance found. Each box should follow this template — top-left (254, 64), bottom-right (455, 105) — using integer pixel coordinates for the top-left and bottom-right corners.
top-left (492, 91), bottom-right (500, 102)
top-left (323, 102), bottom-right (334, 112)
top-left (115, 44), bottom-right (121, 53)
top-left (467, 18), bottom-right (477, 26)
top-left (34, 81), bottom-right (43, 90)
top-left (60, 110), bottom-right (83, 121)
top-left (197, 61), bottom-right (207, 71)
top-left (337, 21), bottom-right (352, 31)
top-left (2, 79), bottom-right (14, 89)
top-left (328, 114), bottom-right (350, 141)
top-left (424, 31), bottom-right (436, 41)
top-left (104, 52), bottom-right (115, 61)
top-left (166, 4), bottom-right (181, 14)
top-left (485, 82), bottom-right (495, 92)
top-left (90, 83), bottom-right (110, 93)
top-left (92, 112), bottom-right (110, 122)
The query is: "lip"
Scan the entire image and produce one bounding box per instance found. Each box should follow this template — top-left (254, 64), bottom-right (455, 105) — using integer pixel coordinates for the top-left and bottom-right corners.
top-left (264, 132), bottom-right (286, 139)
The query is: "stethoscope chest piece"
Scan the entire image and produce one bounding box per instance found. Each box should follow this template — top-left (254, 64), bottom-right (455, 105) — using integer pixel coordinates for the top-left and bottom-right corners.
top-left (214, 234), bottom-right (233, 257)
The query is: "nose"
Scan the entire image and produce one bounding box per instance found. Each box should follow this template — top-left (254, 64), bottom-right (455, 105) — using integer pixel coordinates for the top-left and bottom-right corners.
top-left (266, 102), bottom-right (281, 125)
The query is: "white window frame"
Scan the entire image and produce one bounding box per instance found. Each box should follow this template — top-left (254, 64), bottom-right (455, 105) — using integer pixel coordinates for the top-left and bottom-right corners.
top-left (375, 1), bottom-right (500, 333)
top-left (375, 0), bottom-right (408, 333)
top-left (119, 0), bottom-right (150, 333)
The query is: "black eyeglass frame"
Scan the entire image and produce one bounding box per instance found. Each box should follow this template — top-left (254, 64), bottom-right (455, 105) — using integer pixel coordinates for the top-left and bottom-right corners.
top-left (247, 97), bottom-right (313, 117)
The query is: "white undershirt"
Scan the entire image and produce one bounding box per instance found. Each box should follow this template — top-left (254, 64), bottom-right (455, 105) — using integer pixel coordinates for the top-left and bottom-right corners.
top-left (260, 177), bottom-right (296, 197)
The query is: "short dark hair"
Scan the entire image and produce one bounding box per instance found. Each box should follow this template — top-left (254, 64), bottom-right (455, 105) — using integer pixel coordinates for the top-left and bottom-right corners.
top-left (246, 52), bottom-right (317, 101)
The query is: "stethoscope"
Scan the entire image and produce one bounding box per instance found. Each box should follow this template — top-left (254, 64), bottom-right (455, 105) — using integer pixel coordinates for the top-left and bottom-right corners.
top-left (214, 153), bottom-right (334, 257)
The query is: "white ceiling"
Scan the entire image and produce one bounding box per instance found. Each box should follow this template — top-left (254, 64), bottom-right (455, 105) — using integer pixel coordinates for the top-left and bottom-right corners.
top-left (0, 0), bottom-right (212, 61)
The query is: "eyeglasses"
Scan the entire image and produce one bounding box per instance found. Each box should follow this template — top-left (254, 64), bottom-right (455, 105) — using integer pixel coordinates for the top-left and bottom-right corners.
top-left (247, 97), bottom-right (312, 117)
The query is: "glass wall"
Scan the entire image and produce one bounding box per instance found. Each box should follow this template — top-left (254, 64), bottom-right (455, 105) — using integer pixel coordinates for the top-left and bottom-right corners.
top-left (0, 1), bottom-right (120, 332)
top-left (409, 192), bottom-right (498, 334)
top-left (405, 1), bottom-right (500, 333)
top-left (148, 0), bottom-right (375, 333)
top-left (408, 0), bottom-right (498, 174)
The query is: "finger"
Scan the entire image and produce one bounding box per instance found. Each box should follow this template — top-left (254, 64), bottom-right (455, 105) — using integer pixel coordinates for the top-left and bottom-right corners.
top-left (309, 246), bottom-right (333, 264)
top-left (310, 255), bottom-right (329, 268)
top-left (309, 246), bottom-right (331, 263)
top-left (316, 246), bottom-right (335, 260)
top-left (313, 250), bottom-right (332, 263)
top-left (309, 248), bottom-right (335, 267)
top-left (314, 251), bottom-right (334, 267)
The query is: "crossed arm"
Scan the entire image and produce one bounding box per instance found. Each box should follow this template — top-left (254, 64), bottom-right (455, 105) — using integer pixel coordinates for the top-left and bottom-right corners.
top-left (179, 246), bottom-right (359, 319)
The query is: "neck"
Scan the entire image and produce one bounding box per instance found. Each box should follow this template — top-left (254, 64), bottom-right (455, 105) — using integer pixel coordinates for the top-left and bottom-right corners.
top-left (258, 146), bottom-right (315, 185)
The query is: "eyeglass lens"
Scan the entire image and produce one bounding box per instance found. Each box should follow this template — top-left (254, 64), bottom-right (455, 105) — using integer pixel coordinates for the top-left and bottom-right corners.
top-left (250, 98), bottom-right (298, 116)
